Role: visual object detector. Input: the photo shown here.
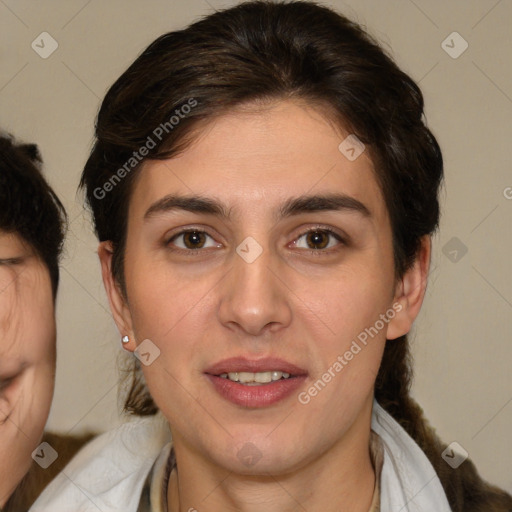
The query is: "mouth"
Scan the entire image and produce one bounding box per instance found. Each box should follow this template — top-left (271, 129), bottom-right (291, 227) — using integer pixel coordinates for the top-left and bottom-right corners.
top-left (205, 357), bottom-right (308, 407)
top-left (217, 370), bottom-right (292, 386)
top-left (205, 356), bottom-right (307, 381)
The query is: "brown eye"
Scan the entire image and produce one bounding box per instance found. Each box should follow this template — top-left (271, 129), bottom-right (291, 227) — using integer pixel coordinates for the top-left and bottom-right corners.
top-left (305, 231), bottom-right (330, 249)
top-left (182, 231), bottom-right (207, 249)
top-left (167, 229), bottom-right (221, 253)
top-left (294, 228), bottom-right (344, 252)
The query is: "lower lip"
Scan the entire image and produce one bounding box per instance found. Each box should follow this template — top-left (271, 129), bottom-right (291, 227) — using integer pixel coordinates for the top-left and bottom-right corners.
top-left (206, 374), bottom-right (307, 408)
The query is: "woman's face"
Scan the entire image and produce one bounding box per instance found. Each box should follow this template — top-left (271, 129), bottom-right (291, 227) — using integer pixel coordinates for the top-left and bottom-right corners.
top-left (104, 100), bottom-right (423, 475)
top-left (0, 231), bottom-right (56, 505)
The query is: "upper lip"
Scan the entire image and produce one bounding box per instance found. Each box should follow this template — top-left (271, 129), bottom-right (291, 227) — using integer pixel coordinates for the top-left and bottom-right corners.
top-left (205, 357), bottom-right (308, 376)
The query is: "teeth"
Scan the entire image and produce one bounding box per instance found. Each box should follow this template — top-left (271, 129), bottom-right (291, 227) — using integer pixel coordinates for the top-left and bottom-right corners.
top-left (219, 371), bottom-right (291, 384)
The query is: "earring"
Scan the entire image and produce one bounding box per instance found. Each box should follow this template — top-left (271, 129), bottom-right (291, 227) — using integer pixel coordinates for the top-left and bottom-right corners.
top-left (122, 335), bottom-right (130, 344)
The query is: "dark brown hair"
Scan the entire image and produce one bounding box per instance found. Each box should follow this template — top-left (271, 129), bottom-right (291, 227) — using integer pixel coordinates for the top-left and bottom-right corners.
top-left (0, 133), bottom-right (67, 299)
top-left (79, 1), bottom-right (512, 510)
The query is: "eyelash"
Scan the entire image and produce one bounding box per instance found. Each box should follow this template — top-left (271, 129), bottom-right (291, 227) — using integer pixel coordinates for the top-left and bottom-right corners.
top-left (165, 226), bottom-right (346, 256)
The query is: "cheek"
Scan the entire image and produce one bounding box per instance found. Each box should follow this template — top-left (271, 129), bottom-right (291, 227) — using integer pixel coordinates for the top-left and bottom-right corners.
top-left (22, 272), bottom-right (57, 366)
top-left (127, 273), bottom-right (194, 392)
top-left (322, 263), bottom-right (394, 339)
top-left (0, 272), bottom-right (55, 366)
top-left (0, 276), bottom-right (55, 480)
top-left (307, 264), bottom-right (394, 399)
top-left (127, 254), bottom-right (211, 346)
top-left (126, 267), bottom-right (218, 418)
top-left (15, 273), bottom-right (56, 421)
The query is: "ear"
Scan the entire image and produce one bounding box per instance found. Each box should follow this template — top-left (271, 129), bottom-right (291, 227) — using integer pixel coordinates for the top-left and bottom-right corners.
top-left (98, 241), bottom-right (136, 352)
top-left (386, 235), bottom-right (431, 340)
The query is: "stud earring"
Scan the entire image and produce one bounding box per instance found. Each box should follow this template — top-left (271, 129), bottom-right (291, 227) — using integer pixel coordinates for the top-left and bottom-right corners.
top-left (122, 335), bottom-right (130, 344)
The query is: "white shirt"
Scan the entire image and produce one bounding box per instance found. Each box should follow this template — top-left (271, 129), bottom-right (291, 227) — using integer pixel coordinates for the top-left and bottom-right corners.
top-left (30, 399), bottom-right (453, 511)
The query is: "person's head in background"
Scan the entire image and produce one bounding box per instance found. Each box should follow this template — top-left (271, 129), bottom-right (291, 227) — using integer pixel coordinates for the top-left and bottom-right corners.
top-left (0, 134), bottom-right (66, 507)
top-left (81, 1), bottom-right (510, 510)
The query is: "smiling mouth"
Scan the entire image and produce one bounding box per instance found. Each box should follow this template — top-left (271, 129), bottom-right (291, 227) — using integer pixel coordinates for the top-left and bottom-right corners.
top-left (218, 371), bottom-right (292, 385)
top-left (221, 370), bottom-right (293, 385)
top-left (204, 357), bottom-right (308, 406)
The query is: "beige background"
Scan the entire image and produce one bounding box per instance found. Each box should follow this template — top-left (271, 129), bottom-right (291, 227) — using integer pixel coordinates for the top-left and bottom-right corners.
top-left (1, 0), bottom-right (511, 493)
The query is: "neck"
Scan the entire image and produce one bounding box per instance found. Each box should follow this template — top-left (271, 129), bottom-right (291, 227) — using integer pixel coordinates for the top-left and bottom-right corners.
top-left (167, 401), bottom-right (376, 512)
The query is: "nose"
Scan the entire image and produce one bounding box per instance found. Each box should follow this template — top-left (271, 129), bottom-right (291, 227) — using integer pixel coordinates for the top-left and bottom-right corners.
top-left (217, 239), bottom-right (292, 337)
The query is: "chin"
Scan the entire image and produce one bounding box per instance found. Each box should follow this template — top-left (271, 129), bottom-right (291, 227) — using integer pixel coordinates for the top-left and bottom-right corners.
top-left (209, 435), bottom-right (304, 475)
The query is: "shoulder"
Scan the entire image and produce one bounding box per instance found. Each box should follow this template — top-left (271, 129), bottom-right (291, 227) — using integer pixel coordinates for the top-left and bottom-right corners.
top-left (29, 414), bottom-right (171, 512)
top-left (372, 400), bottom-right (512, 512)
top-left (371, 399), bottom-right (453, 512)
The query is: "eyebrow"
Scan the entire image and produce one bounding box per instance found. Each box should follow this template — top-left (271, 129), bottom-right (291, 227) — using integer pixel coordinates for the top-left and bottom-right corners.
top-left (144, 193), bottom-right (371, 221)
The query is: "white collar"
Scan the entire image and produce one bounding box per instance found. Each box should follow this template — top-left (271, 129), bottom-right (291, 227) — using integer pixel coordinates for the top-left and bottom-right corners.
top-left (371, 399), bottom-right (452, 511)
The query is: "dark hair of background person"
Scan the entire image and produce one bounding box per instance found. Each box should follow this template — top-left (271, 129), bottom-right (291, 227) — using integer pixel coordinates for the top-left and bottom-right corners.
top-left (79, 1), bottom-right (512, 510)
top-left (0, 134), bottom-right (67, 299)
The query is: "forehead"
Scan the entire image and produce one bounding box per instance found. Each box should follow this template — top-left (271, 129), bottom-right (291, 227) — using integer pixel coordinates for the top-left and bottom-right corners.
top-left (130, 100), bottom-right (389, 225)
top-left (0, 231), bottom-right (30, 254)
